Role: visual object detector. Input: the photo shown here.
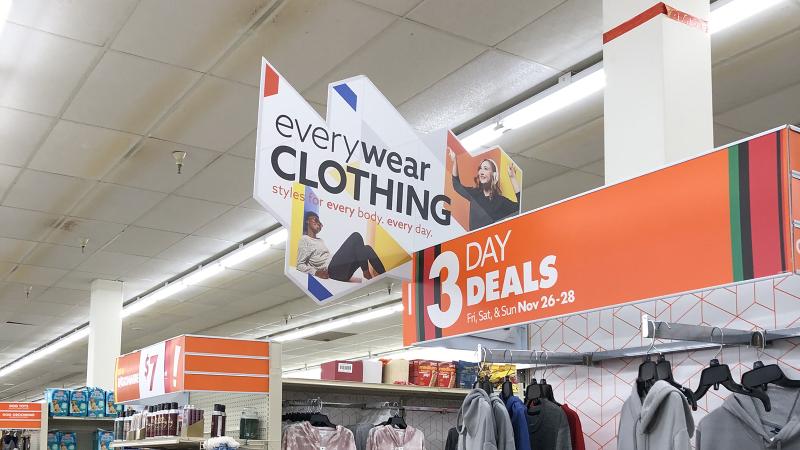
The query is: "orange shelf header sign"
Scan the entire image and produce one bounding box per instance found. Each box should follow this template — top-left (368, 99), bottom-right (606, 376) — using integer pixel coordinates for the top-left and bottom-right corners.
top-left (0, 402), bottom-right (42, 429)
top-left (404, 126), bottom-right (800, 345)
top-left (115, 335), bottom-right (269, 403)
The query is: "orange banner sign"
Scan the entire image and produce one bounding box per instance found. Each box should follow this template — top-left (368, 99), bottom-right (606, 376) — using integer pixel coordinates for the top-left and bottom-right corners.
top-left (115, 335), bottom-right (269, 403)
top-left (0, 402), bottom-right (42, 429)
top-left (404, 127), bottom-right (798, 345)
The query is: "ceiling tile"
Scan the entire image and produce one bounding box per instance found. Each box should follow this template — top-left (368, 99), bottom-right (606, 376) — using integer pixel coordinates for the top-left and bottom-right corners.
top-left (715, 82), bottom-right (800, 134)
top-left (29, 120), bottom-right (140, 180)
top-left (123, 258), bottom-right (187, 281)
top-left (72, 183), bottom-right (166, 224)
top-left (186, 269), bottom-right (251, 289)
top-left (498, 0), bottom-right (601, 71)
top-left (399, 49), bottom-right (558, 133)
top-left (64, 51), bottom-right (201, 134)
top-left (104, 138), bottom-right (221, 193)
top-left (103, 226), bottom-right (186, 258)
top-left (153, 76), bottom-right (257, 151)
top-left (228, 130), bottom-right (256, 159)
top-left (22, 243), bottom-right (89, 270)
top-left (157, 235), bottom-right (234, 264)
top-left (0, 164), bottom-right (19, 198)
top-left (5, 264), bottom-right (68, 287)
top-left (44, 217), bottom-right (127, 252)
top-left (713, 29), bottom-right (800, 115)
top-left (176, 155), bottom-right (254, 205)
top-left (239, 196), bottom-right (267, 211)
top-left (0, 238), bottom-right (36, 264)
top-left (512, 155), bottom-right (570, 187)
top-left (36, 287), bottom-right (89, 306)
top-left (522, 117), bottom-right (604, 168)
top-left (0, 23), bottom-right (100, 116)
top-left (0, 107), bottom-right (54, 167)
top-left (135, 195), bottom-right (231, 234)
top-left (521, 170), bottom-right (603, 211)
top-left (212, 0), bottom-right (395, 90)
top-left (0, 207), bottom-right (58, 241)
top-left (713, 123), bottom-right (750, 148)
top-left (219, 271), bottom-right (287, 295)
top-left (579, 159), bottom-right (604, 177)
top-left (3, 170), bottom-right (94, 215)
top-left (195, 207), bottom-right (277, 242)
top-left (111, 0), bottom-right (270, 71)
top-left (355, 0), bottom-right (422, 16)
top-left (187, 285), bottom-right (249, 304)
top-left (121, 277), bottom-right (162, 300)
top-left (409, 0), bottom-right (565, 46)
top-left (711, 1), bottom-right (800, 65)
top-left (76, 251), bottom-right (149, 276)
top-left (304, 19), bottom-right (485, 105)
top-left (8, 0), bottom-right (136, 45)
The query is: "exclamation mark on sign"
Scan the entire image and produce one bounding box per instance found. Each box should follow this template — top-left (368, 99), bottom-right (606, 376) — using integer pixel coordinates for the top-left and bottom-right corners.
top-left (172, 345), bottom-right (181, 388)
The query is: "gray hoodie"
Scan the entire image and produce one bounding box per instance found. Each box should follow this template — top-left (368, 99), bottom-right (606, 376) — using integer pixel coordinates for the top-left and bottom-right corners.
top-left (457, 389), bottom-right (497, 450)
top-left (489, 393), bottom-right (516, 450)
top-left (696, 385), bottom-right (800, 449)
top-left (618, 380), bottom-right (694, 450)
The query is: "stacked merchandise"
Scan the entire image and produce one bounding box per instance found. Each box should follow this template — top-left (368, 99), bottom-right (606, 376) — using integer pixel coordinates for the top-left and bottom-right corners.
top-left (47, 432), bottom-right (77, 450)
top-left (409, 360), bottom-right (438, 387)
top-left (114, 403), bottom-right (203, 441)
top-left (46, 388), bottom-right (120, 418)
top-left (94, 430), bottom-right (114, 450)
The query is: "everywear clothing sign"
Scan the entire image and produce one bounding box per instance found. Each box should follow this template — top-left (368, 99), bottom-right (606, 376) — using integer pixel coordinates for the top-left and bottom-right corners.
top-left (254, 59), bottom-right (523, 303)
top-left (404, 127), bottom-right (799, 345)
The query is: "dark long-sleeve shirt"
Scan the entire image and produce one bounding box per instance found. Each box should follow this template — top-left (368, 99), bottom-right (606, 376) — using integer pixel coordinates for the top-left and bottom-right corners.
top-left (452, 175), bottom-right (521, 230)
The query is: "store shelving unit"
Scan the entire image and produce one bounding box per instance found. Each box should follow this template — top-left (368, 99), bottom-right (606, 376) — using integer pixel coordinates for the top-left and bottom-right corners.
top-left (109, 437), bottom-right (204, 449)
top-left (282, 378), bottom-right (470, 399)
top-left (40, 415), bottom-right (119, 450)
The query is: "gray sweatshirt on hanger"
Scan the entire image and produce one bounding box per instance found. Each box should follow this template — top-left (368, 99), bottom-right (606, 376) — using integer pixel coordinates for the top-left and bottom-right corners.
top-left (490, 393), bottom-right (516, 450)
top-left (617, 380), bottom-right (694, 450)
top-left (696, 385), bottom-right (800, 449)
top-left (458, 389), bottom-right (498, 450)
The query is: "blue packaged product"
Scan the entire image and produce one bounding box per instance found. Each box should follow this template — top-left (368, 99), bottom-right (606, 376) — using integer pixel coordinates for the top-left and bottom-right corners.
top-left (95, 430), bottom-right (114, 450)
top-left (105, 391), bottom-right (118, 417)
top-left (456, 360), bottom-right (480, 389)
top-left (47, 431), bottom-right (60, 450)
top-left (59, 432), bottom-right (77, 450)
top-left (46, 388), bottom-right (70, 417)
top-left (69, 388), bottom-right (88, 416)
top-left (87, 387), bottom-right (105, 417)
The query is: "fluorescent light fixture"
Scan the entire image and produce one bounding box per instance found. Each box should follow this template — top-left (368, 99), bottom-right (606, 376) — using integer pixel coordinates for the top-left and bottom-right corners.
top-left (0, 328), bottom-right (88, 378)
top-left (709, 0), bottom-right (783, 34)
top-left (460, 65), bottom-right (606, 151)
top-left (122, 227), bottom-right (287, 318)
top-left (270, 302), bottom-right (403, 343)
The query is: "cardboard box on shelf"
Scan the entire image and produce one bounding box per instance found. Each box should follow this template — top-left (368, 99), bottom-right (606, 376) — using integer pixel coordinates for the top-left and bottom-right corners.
top-left (362, 360), bottom-right (383, 384)
top-left (456, 361), bottom-right (480, 389)
top-left (321, 360), bottom-right (364, 382)
top-left (437, 362), bottom-right (456, 388)
top-left (409, 360), bottom-right (438, 387)
top-left (383, 359), bottom-right (409, 384)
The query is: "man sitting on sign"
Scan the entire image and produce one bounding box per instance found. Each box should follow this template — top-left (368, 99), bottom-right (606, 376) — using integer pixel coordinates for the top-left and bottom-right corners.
top-left (296, 211), bottom-right (386, 282)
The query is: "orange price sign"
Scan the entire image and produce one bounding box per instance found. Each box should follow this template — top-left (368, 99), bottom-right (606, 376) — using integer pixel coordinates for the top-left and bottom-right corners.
top-left (0, 402), bottom-right (42, 429)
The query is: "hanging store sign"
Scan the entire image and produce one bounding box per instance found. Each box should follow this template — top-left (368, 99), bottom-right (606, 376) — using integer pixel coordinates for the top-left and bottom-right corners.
top-left (0, 402), bottom-right (42, 429)
top-left (404, 126), bottom-right (799, 345)
top-left (254, 58), bottom-right (523, 303)
top-left (115, 335), bottom-right (269, 403)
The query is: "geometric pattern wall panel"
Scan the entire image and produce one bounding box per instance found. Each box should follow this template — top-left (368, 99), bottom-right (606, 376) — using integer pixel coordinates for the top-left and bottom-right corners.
top-left (528, 274), bottom-right (800, 449)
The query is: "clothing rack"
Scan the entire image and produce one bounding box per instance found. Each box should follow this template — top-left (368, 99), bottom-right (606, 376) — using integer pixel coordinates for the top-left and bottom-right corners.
top-left (480, 315), bottom-right (800, 366)
top-left (281, 399), bottom-right (457, 415)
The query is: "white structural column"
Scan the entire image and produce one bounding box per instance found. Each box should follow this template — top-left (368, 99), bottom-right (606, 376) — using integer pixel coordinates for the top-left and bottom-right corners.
top-left (603, 0), bottom-right (713, 183)
top-left (86, 279), bottom-right (123, 390)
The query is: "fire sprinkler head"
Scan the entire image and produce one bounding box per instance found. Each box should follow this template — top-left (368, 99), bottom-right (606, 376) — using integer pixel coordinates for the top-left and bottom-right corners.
top-left (172, 150), bottom-right (188, 174)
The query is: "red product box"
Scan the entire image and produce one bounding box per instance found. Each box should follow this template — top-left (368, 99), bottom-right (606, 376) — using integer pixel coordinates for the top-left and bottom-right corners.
top-left (321, 360), bottom-right (364, 382)
top-left (437, 362), bottom-right (456, 388)
top-left (409, 360), bottom-right (438, 387)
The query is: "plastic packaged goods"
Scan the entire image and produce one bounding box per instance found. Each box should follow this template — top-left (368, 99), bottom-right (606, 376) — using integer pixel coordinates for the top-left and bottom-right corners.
top-left (105, 391), bottom-right (119, 417)
top-left (87, 387), bottom-right (106, 417)
top-left (46, 389), bottom-right (70, 417)
top-left (60, 432), bottom-right (77, 450)
top-left (70, 389), bottom-right (88, 416)
top-left (94, 429), bottom-right (114, 450)
top-left (239, 408), bottom-right (259, 440)
top-left (47, 431), bottom-right (60, 450)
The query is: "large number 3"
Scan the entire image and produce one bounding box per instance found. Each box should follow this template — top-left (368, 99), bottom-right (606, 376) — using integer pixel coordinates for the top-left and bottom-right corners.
top-left (426, 251), bottom-right (463, 329)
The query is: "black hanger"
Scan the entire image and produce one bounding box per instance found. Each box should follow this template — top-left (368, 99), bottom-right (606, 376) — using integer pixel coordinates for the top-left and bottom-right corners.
top-left (656, 354), bottom-right (698, 411)
top-left (382, 408), bottom-right (408, 430)
top-left (541, 378), bottom-right (558, 405)
top-left (501, 375), bottom-right (514, 401)
top-left (637, 354), bottom-right (658, 398)
top-left (742, 361), bottom-right (800, 391)
top-left (473, 375), bottom-right (493, 394)
top-left (693, 359), bottom-right (771, 411)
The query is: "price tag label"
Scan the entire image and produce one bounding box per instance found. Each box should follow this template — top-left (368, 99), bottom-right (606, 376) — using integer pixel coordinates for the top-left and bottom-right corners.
top-left (139, 341), bottom-right (166, 397)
